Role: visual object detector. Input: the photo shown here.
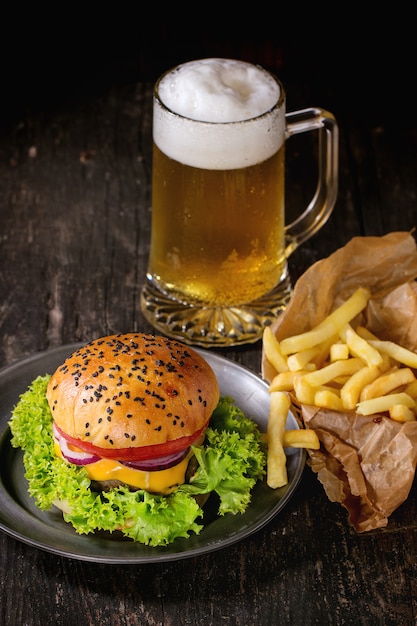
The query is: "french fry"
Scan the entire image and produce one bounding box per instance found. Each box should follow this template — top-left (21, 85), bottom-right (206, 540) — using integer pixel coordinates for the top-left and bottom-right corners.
top-left (330, 342), bottom-right (350, 362)
top-left (283, 429), bottom-right (320, 449)
top-left (368, 339), bottom-right (417, 369)
top-left (300, 357), bottom-right (365, 388)
top-left (339, 323), bottom-right (384, 367)
top-left (293, 376), bottom-right (316, 405)
top-left (310, 334), bottom-right (340, 368)
top-left (279, 287), bottom-right (370, 355)
top-left (263, 327), bottom-right (289, 374)
top-left (356, 326), bottom-right (380, 341)
top-left (314, 389), bottom-right (344, 411)
top-left (389, 404), bottom-right (416, 422)
top-left (267, 391), bottom-right (290, 488)
top-left (269, 370), bottom-right (312, 392)
top-left (404, 380), bottom-right (417, 399)
top-left (356, 392), bottom-right (415, 416)
top-left (287, 347), bottom-right (321, 372)
top-left (359, 367), bottom-right (416, 401)
top-left (340, 365), bottom-right (381, 410)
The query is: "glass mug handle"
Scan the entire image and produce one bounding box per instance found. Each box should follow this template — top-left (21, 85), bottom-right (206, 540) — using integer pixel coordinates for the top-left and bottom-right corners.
top-left (284, 107), bottom-right (339, 257)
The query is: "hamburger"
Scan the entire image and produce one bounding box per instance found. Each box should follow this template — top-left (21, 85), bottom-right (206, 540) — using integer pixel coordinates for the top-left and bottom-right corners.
top-left (9, 333), bottom-right (266, 546)
top-left (47, 332), bottom-right (219, 495)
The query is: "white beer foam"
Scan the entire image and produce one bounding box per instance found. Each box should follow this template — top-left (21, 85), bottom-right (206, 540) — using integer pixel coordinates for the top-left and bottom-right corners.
top-left (158, 58), bottom-right (280, 122)
top-left (154, 58), bottom-right (285, 170)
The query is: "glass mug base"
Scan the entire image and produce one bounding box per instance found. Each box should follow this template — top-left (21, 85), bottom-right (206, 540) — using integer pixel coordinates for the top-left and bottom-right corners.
top-left (140, 273), bottom-right (292, 348)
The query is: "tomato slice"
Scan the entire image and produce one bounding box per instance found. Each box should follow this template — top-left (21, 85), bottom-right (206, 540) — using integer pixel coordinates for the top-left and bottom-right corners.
top-left (53, 422), bottom-right (208, 461)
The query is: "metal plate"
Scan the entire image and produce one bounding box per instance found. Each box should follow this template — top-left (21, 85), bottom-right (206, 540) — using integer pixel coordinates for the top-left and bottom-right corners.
top-left (0, 344), bottom-right (305, 564)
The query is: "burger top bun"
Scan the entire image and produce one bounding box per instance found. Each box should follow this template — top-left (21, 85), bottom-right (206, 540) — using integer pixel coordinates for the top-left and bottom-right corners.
top-left (46, 333), bottom-right (220, 450)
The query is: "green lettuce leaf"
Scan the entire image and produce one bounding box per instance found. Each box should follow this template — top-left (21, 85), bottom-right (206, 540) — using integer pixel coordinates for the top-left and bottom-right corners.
top-left (9, 377), bottom-right (266, 546)
top-left (181, 396), bottom-right (266, 514)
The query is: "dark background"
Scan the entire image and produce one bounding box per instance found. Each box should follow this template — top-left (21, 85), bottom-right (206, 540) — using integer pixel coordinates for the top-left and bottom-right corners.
top-left (1, 10), bottom-right (415, 126)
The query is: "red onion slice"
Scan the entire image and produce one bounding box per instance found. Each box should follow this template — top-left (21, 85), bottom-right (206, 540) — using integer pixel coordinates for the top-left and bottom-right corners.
top-left (53, 423), bottom-right (100, 466)
top-left (121, 448), bottom-right (190, 472)
top-left (52, 423), bottom-right (191, 471)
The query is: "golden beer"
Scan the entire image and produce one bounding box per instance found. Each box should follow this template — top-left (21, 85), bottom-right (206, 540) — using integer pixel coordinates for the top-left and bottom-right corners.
top-left (149, 143), bottom-right (286, 306)
top-left (141, 58), bottom-right (338, 346)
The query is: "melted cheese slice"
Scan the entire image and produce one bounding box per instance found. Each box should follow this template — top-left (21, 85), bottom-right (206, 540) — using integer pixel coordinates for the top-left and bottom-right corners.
top-left (85, 453), bottom-right (194, 494)
top-left (54, 443), bottom-right (193, 495)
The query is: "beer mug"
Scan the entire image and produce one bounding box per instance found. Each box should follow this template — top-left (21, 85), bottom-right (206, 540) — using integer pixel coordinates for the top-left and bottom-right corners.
top-left (141, 58), bottom-right (338, 347)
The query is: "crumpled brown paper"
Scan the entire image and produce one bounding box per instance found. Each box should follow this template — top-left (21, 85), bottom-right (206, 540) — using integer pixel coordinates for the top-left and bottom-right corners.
top-left (262, 231), bottom-right (417, 532)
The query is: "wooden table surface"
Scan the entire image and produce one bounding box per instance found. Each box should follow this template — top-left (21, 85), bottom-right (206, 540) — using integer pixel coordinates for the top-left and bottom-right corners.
top-left (1, 24), bottom-right (417, 626)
